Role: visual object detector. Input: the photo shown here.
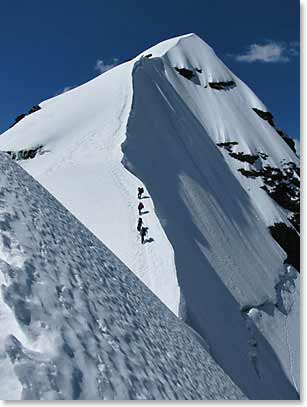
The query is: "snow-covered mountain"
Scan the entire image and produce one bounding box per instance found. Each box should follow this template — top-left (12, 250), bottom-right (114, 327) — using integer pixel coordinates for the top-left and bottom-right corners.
top-left (0, 152), bottom-right (246, 400)
top-left (0, 33), bottom-right (300, 399)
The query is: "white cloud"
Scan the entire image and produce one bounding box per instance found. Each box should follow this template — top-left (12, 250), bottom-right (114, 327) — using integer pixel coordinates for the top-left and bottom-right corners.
top-left (94, 58), bottom-right (119, 73)
top-left (62, 86), bottom-right (73, 93)
top-left (234, 41), bottom-right (299, 63)
top-left (288, 41), bottom-right (300, 56)
top-left (54, 86), bottom-right (74, 96)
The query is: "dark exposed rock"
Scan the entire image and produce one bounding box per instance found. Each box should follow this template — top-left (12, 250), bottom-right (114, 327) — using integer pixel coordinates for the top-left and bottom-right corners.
top-left (238, 161), bottom-right (299, 182)
top-left (219, 143), bottom-right (299, 217)
top-left (269, 223), bottom-right (300, 271)
top-left (217, 139), bottom-right (300, 253)
top-left (174, 68), bottom-right (236, 90)
top-left (216, 141), bottom-right (238, 152)
top-left (289, 212), bottom-right (300, 232)
top-left (252, 108), bottom-right (275, 127)
top-left (262, 166), bottom-right (284, 183)
top-left (276, 129), bottom-right (296, 153)
top-left (217, 143), bottom-right (266, 163)
top-left (258, 152), bottom-right (268, 160)
top-left (217, 141), bottom-right (259, 164)
top-left (252, 108), bottom-right (296, 154)
top-left (10, 114), bottom-right (26, 128)
top-left (229, 151), bottom-right (259, 165)
top-left (28, 105), bottom-right (41, 115)
top-left (174, 67), bottom-right (195, 80)
top-left (238, 168), bottom-right (260, 178)
top-left (209, 81), bottom-right (236, 90)
top-left (261, 183), bottom-right (299, 213)
top-left (10, 105), bottom-right (41, 128)
top-left (284, 161), bottom-right (300, 176)
top-left (4, 145), bottom-right (44, 161)
top-left (144, 53), bottom-right (152, 58)
top-left (238, 161), bottom-right (300, 230)
top-left (15, 113), bottom-right (26, 122)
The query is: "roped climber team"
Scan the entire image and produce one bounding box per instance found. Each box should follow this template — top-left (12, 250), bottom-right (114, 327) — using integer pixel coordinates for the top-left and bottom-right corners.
top-left (138, 187), bottom-right (144, 199)
top-left (137, 186), bottom-right (150, 244)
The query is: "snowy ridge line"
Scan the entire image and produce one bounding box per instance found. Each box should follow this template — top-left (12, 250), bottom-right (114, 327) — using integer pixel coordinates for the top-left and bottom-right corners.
top-left (0, 33), bottom-right (299, 399)
top-left (136, 33), bottom-right (193, 60)
top-left (0, 52), bottom-right (181, 316)
top-left (115, 58), bottom-right (181, 315)
top-left (0, 153), bottom-right (246, 400)
top-left (122, 37), bottom-right (299, 399)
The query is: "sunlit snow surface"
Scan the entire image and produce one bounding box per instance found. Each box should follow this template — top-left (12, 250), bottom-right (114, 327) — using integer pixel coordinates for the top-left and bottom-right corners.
top-left (0, 153), bottom-right (246, 400)
top-left (0, 33), bottom-right (299, 399)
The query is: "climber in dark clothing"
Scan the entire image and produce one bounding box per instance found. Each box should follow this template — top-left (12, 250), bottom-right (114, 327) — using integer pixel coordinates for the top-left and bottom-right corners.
top-left (140, 226), bottom-right (148, 244)
top-left (138, 202), bottom-right (144, 216)
top-left (138, 187), bottom-right (144, 199)
top-left (137, 217), bottom-right (143, 232)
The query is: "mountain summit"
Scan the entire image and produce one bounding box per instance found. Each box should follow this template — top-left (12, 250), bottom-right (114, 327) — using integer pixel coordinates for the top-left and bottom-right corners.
top-left (0, 34), bottom-right (299, 399)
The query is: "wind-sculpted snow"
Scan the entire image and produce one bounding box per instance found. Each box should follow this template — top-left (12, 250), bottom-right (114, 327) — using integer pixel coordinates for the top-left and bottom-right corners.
top-left (123, 48), bottom-right (299, 399)
top-left (0, 57), bottom-right (180, 317)
top-left (0, 153), bottom-right (246, 400)
top-left (0, 33), bottom-right (299, 399)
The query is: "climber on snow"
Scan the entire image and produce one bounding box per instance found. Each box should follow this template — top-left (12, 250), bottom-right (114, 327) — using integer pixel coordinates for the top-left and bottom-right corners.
top-left (138, 187), bottom-right (144, 199)
top-left (137, 217), bottom-right (143, 232)
top-left (138, 202), bottom-right (144, 216)
top-left (140, 226), bottom-right (148, 244)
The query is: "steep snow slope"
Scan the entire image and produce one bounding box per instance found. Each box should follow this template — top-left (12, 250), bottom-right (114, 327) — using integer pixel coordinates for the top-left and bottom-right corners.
top-left (145, 34), bottom-right (299, 227)
top-left (0, 59), bottom-right (180, 316)
top-left (0, 153), bottom-right (246, 400)
top-left (0, 34), bottom-right (299, 399)
top-left (123, 34), bottom-right (300, 398)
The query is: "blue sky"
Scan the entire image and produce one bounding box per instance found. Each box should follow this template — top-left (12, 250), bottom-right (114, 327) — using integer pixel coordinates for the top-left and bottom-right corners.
top-left (0, 0), bottom-right (300, 137)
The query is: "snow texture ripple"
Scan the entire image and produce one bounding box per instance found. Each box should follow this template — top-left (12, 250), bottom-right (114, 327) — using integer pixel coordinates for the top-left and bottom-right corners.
top-left (0, 33), bottom-right (299, 399)
top-left (0, 153), bottom-right (245, 400)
